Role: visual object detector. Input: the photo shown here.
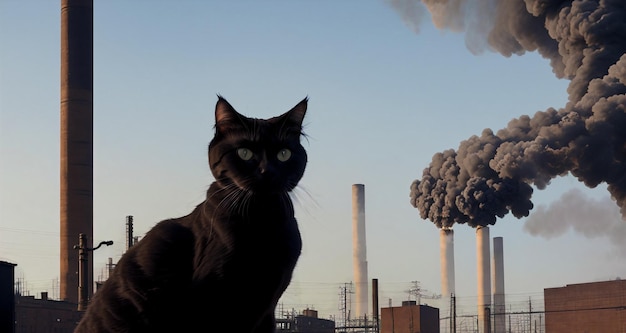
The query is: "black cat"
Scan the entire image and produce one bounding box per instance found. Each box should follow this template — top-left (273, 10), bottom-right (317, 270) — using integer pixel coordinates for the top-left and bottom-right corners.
top-left (74, 97), bottom-right (308, 332)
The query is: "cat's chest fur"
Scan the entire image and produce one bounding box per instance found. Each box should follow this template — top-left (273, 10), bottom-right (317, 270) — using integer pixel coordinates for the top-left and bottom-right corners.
top-left (168, 191), bottom-right (301, 331)
top-left (195, 190), bottom-right (301, 276)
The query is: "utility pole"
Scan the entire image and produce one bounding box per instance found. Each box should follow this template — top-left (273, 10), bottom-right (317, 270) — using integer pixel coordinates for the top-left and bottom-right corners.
top-left (407, 281), bottom-right (441, 305)
top-left (74, 233), bottom-right (113, 311)
top-left (485, 306), bottom-right (491, 333)
top-left (339, 283), bottom-right (354, 329)
top-left (528, 297), bottom-right (532, 333)
top-left (508, 305), bottom-right (512, 333)
top-left (407, 281), bottom-right (421, 304)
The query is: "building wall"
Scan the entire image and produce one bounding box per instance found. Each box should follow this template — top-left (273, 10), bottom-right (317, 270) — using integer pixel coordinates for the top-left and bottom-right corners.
top-left (277, 314), bottom-right (335, 333)
top-left (544, 279), bottom-right (626, 333)
top-left (294, 315), bottom-right (335, 333)
top-left (381, 304), bottom-right (440, 333)
top-left (15, 295), bottom-right (82, 333)
top-left (419, 305), bottom-right (440, 333)
top-left (0, 261), bottom-right (17, 333)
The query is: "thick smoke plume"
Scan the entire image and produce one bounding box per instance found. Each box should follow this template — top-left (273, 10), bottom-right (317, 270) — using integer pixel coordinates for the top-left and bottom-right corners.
top-left (396, 0), bottom-right (626, 228)
top-left (524, 188), bottom-right (626, 255)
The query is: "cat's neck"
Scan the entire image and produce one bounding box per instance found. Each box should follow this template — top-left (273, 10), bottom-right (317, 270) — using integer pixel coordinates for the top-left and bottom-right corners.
top-left (203, 182), bottom-right (294, 221)
top-left (188, 182), bottom-right (297, 250)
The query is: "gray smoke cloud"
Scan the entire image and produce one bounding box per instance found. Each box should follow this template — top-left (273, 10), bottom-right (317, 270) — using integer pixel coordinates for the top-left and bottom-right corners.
top-left (386, 0), bottom-right (498, 54)
top-left (385, 0), bottom-right (429, 34)
top-left (524, 188), bottom-right (626, 255)
top-left (397, 0), bottom-right (626, 228)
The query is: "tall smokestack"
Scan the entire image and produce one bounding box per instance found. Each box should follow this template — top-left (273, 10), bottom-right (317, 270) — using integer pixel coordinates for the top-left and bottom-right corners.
top-left (440, 228), bottom-right (455, 298)
top-left (492, 236), bottom-right (505, 333)
top-left (126, 215), bottom-right (134, 251)
top-left (352, 184), bottom-right (368, 318)
top-left (372, 278), bottom-right (379, 330)
top-left (60, 0), bottom-right (93, 304)
top-left (476, 226), bottom-right (491, 333)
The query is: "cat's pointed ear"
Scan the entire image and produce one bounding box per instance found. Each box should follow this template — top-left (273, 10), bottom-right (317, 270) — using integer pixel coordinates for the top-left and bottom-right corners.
top-left (214, 96), bottom-right (246, 134)
top-left (274, 97), bottom-right (308, 139)
top-left (284, 97), bottom-right (308, 128)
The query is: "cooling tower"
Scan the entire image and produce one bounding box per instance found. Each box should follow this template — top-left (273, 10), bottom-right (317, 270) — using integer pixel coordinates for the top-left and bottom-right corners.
top-left (492, 237), bottom-right (505, 333)
top-left (476, 226), bottom-right (491, 333)
top-left (440, 228), bottom-right (455, 298)
top-left (352, 184), bottom-right (368, 318)
top-left (60, 0), bottom-right (94, 303)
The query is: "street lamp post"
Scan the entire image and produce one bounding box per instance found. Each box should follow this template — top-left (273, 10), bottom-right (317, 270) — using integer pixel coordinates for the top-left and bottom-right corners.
top-left (74, 233), bottom-right (113, 311)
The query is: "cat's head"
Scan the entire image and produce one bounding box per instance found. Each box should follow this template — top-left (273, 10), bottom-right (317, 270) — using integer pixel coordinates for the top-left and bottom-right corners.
top-left (208, 96), bottom-right (308, 194)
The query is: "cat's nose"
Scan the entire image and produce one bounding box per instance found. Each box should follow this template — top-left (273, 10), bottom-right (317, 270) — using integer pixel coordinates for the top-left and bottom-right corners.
top-left (258, 161), bottom-right (274, 177)
top-left (259, 165), bottom-right (275, 176)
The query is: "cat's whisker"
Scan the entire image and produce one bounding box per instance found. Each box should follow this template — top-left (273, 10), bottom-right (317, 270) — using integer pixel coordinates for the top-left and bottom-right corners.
top-left (229, 188), bottom-right (247, 217)
top-left (281, 192), bottom-right (293, 213)
top-left (289, 184), bottom-right (318, 218)
top-left (289, 184), bottom-right (315, 206)
top-left (220, 186), bottom-right (243, 213)
top-left (206, 182), bottom-right (235, 202)
top-left (240, 190), bottom-right (254, 217)
top-left (211, 183), bottom-right (243, 222)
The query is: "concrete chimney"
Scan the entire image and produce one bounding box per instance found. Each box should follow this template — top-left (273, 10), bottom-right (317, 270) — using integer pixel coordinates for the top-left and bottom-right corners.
top-left (440, 228), bottom-right (455, 298)
top-left (476, 226), bottom-right (491, 333)
top-left (60, 0), bottom-right (94, 304)
top-left (352, 184), bottom-right (368, 318)
top-left (492, 236), bottom-right (505, 333)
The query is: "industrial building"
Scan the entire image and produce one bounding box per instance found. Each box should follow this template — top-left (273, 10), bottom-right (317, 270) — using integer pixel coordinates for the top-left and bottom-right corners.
top-left (15, 294), bottom-right (83, 333)
top-left (277, 309), bottom-right (335, 333)
top-left (2, 261), bottom-right (82, 333)
top-left (1, 261), bottom-right (17, 333)
top-left (544, 279), bottom-right (626, 332)
top-left (380, 301), bottom-right (440, 333)
top-left (10, 292), bottom-right (334, 333)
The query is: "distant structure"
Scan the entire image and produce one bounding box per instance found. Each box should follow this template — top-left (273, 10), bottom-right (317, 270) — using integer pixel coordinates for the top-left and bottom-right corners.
top-left (544, 279), bottom-right (626, 332)
top-left (352, 184), bottom-right (369, 318)
top-left (126, 215), bottom-right (134, 251)
top-left (276, 309), bottom-right (335, 333)
top-left (15, 293), bottom-right (83, 333)
top-left (476, 226), bottom-right (491, 333)
top-left (439, 227), bottom-right (455, 298)
top-left (59, 0), bottom-right (94, 304)
top-left (0, 261), bottom-right (17, 333)
top-left (380, 301), bottom-right (440, 333)
top-left (492, 237), bottom-right (505, 333)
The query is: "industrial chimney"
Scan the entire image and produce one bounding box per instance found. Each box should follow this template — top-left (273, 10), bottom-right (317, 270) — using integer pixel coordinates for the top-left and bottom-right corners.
top-left (60, 0), bottom-right (94, 304)
top-left (476, 226), bottom-right (491, 333)
top-left (126, 215), bottom-right (134, 251)
top-left (352, 184), bottom-right (368, 318)
top-left (440, 227), bottom-right (455, 298)
top-left (492, 237), bottom-right (505, 333)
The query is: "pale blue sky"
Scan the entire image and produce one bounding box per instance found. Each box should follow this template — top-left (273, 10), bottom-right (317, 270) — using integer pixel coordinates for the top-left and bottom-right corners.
top-left (1, 0), bottom-right (624, 321)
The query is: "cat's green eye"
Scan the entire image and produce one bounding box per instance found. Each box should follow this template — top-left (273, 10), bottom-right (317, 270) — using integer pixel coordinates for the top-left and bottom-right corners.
top-left (237, 148), bottom-right (253, 161)
top-left (277, 149), bottom-right (292, 162)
